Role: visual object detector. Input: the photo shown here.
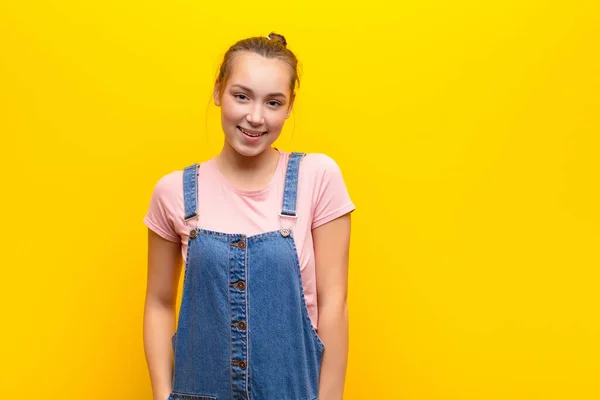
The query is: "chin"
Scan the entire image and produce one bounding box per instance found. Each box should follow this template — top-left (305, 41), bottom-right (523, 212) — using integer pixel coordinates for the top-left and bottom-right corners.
top-left (227, 138), bottom-right (271, 158)
top-left (235, 146), bottom-right (266, 158)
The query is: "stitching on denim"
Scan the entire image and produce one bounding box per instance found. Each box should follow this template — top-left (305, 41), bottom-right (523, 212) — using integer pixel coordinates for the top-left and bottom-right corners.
top-left (244, 240), bottom-right (250, 397)
top-left (190, 229), bottom-right (291, 242)
top-left (246, 229), bottom-right (284, 242)
top-left (183, 233), bottom-right (193, 281)
top-left (191, 228), bottom-right (276, 240)
top-left (196, 229), bottom-right (236, 238)
top-left (285, 232), bottom-right (326, 351)
top-left (228, 241), bottom-right (233, 400)
top-left (169, 393), bottom-right (216, 400)
top-left (170, 233), bottom-right (195, 391)
top-left (280, 152), bottom-right (305, 216)
top-left (182, 163), bottom-right (199, 221)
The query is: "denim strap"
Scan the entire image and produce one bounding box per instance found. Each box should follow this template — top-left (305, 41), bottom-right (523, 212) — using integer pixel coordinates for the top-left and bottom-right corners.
top-left (281, 152), bottom-right (306, 216)
top-left (183, 163), bottom-right (199, 221)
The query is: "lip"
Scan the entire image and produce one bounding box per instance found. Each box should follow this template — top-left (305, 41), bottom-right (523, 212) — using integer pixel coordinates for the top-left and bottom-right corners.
top-left (237, 126), bottom-right (266, 142)
top-left (238, 126), bottom-right (267, 135)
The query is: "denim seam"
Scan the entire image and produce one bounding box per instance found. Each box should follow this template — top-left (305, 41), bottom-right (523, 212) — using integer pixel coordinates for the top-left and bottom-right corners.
top-left (193, 228), bottom-right (301, 241)
top-left (189, 229), bottom-right (299, 243)
top-left (285, 232), bottom-right (326, 351)
top-left (183, 232), bottom-right (193, 280)
top-left (169, 393), bottom-right (216, 400)
top-left (244, 243), bottom-right (250, 397)
top-left (170, 233), bottom-right (195, 391)
top-left (228, 242), bottom-right (233, 400)
top-left (247, 230), bottom-right (286, 242)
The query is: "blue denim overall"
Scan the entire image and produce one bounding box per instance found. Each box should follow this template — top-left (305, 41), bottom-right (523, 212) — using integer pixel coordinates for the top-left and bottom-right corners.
top-left (168, 152), bottom-right (325, 400)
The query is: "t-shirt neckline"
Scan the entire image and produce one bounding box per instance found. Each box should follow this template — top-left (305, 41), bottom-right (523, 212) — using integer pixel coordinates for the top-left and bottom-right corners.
top-left (211, 148), bottom-right (286, 197)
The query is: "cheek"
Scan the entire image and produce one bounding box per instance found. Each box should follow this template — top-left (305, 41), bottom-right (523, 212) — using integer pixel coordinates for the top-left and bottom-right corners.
top-left (268, 113), bottom-right (287, 129)
top-left (221, 98), bottom-right (244, 122)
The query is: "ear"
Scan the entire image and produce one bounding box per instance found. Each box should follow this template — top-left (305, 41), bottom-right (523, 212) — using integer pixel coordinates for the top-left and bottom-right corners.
top-left (213, 80), bottom-right (221, 107)
top-left (286, 92), bottom-right (296, 118)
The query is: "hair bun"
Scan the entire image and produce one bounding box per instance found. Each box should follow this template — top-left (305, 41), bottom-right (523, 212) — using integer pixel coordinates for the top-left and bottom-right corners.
top-left (267, 32), bottom-right (287, 47)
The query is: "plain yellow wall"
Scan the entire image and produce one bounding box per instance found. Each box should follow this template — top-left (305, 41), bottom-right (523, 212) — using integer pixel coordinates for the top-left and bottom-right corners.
top-left (1, 0), bottom-right (599, 399)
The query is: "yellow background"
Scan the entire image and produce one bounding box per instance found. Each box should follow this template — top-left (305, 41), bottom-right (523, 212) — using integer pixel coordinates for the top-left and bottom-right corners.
top-left (1, 0), bottom-right (599, 398)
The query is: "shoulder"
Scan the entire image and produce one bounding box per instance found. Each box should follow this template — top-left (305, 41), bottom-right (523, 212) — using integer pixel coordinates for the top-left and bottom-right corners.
top-left (299, 152), bottom-right (343, 176)
top-left (296, 152), bottom-right (350, 196)
top-left (150, 158), bottom-right (215, 196)
top-left (295, 152), bottom-right (355, 227)
top-left (148, 169), bottom-right (185, 208)
top-left (153, 169), bottom-right (184, 193)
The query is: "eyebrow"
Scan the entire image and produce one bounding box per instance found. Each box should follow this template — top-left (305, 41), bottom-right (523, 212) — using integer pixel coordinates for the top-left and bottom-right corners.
top-left (230, 84), bottom-right (287, 98)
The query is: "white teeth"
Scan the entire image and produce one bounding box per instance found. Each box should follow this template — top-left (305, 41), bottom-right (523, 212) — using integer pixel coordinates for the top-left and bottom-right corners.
top-left (239, 127), bottom-right (264, 137)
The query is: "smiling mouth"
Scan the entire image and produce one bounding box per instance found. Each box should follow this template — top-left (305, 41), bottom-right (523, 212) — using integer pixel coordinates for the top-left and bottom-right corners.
top-left (238, 126), bottom-right (267, 137)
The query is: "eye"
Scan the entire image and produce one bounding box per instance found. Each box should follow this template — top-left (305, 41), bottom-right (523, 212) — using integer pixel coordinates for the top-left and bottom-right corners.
top-left (267, 100), bottom-right (282, 107)
top-left (234, 93), bottom-right (249, 101)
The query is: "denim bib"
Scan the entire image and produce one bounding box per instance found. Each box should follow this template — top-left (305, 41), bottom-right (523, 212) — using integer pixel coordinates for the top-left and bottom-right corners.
top-left (168, 152), bottom-right (324, 400)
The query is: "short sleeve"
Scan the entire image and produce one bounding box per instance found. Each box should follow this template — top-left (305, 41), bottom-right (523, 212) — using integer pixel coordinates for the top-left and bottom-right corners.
top-left (143, 172), bottom-right (181, 243)
top-left (311, 155), bottom-right (356, 230)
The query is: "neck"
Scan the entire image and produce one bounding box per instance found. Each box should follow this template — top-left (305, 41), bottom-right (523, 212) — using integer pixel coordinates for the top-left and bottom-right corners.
top-left (216, 143), bottom-right (280, 183)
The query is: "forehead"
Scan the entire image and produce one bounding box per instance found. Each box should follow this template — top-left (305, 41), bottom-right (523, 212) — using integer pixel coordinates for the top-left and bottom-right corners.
top-left (227, 52), bottom-right (292, 95)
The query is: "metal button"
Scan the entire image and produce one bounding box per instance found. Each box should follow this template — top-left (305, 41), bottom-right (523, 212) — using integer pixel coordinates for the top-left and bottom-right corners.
top-left (238, 321), bottom-right (246, 330)
top-left (280, 228), bottom-right (290, 237)
top-left (238, 360), bottom-right (247, 369)
top-left (237, 240), bottom-right (246, 250)
top-left (235, 281), bottom-right (246, 291)
top-left (189, 229), bottom-right (197, 239)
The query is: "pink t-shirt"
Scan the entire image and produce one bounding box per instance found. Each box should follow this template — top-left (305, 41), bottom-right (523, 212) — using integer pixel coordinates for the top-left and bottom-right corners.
top-left (143, 149), bottom-right (355, 329)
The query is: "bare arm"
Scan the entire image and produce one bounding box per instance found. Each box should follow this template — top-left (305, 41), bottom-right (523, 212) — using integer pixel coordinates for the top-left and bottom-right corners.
top-left (143, 229), bottom-right (182, 400)
top-left (314, 213), bottom-right (352, 400)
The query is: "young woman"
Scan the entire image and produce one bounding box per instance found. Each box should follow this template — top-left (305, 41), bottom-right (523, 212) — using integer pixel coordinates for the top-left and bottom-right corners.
top-left (143, 32), bottom-right (355, 400)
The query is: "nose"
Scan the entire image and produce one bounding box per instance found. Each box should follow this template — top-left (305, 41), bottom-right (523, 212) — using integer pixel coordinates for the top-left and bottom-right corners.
top-left (245, 103), bottom-right (265, 126)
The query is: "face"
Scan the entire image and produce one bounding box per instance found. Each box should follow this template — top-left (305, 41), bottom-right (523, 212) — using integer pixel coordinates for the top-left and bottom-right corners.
top-left (214, 51), bottom-right (295, 158)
